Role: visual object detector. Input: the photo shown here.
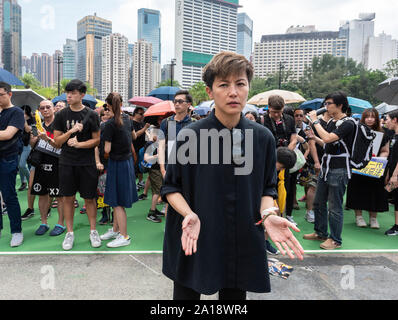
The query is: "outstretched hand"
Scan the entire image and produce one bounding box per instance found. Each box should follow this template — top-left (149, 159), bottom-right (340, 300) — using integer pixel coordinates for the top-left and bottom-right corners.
top-left (264, 215), bottom-right (305, 260)
top-left (181, 212), bottom-right (201, 256)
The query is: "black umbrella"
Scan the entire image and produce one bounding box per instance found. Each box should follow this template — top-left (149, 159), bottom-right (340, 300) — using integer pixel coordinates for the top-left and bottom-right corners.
top-left (375, 77), bottom-right (398, 105)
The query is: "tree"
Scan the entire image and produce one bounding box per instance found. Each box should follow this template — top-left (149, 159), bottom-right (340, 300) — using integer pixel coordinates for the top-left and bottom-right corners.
top-left (384, 59), bottom-right (398, 78)
top-left (189, 81), bottom-right (209, 106)
top-left (156, 79), bottom-right (181, 88)
top-left (19, 73), bottom-right (42, 90)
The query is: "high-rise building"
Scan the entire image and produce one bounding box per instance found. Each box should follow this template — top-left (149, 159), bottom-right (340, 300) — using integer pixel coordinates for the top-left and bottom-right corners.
top-left (63, 39), bottom-right (77, 80)
top-left (175, 0), bottom-right (240, 89)
top-left (77, 13), bottom-right (112, 97)
top-left (0, 1), bottom-right (3, 68)
top-left (101, 33), bottom-right (129, 103)
top-left (38, 53), bottom-right (54, 88)
top-left (253, 26), bottom-right (347, 80)
top-left (138, 8), bottom-right (161, 64)
top-left (30, 53), bottom-right (39, 78)
top-left (340, 13), bottom-right (375, 67)
top-left (2, 0), bottom-right (22, 76)
top-left (237, 12), bottom-right (253, 61)
top-left (132, 40), bottom-right (153, 97)
top-left (367, 33), bottom-right (398, 71)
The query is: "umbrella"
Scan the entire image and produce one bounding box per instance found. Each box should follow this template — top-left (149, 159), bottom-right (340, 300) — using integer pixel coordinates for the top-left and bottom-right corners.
top-left (242, 104), bottom-right (259, 116)
top-left (122, 106), bottom-right (136, 115)
top-left (299, 98), bottom-right (324, 111)
top-left (52, 93), bottom-right (98, 109)
top-left (375, 102), bottom-right (398, 115)
top-left (0, 68), bottom-right (25, 86)
top-left (144, 100), bottom-right (175, 117)
top-left (11, 89), bottom-right (46, 111)
top-left (128, 96), bottom-right (163, 107)
top-left (374, 77), bottom-right (398, 105)
top-left (96, 99), bottom-right (105, 108)
top-left (148, 86), bottom-right (181, 101)
top-left (347, 97), bottom-right (373, 114)
top-left (193, 106), bottom-right (211, 116)
top-left (248, 89), bottom-right (306, 106)
top-left (198, 100), bottom-right (215, 109)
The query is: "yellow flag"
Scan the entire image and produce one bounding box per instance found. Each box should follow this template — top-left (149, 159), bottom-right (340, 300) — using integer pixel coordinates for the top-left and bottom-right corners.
top-left (35, 110), bottom-right (44, 133)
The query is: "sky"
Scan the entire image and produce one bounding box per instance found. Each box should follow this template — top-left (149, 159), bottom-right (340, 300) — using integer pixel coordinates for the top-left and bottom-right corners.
top-left (20, 0), bottom-right (398, 65)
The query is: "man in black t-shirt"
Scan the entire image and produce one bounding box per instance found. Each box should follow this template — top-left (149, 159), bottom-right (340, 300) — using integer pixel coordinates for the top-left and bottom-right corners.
top-left (53, 80), bottom-right (101, 251)
top-left (305, 92), bottom-right (355, 250)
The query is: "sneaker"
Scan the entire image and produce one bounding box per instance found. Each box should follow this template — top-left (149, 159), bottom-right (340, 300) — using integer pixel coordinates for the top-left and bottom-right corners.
top-left (100, 228), bottom-right (119, 241)
top-left (10, 233), bottom-right (23, 247)
top-left (18, 182), bottom-right (27, 191)
top-left (107, 234), bottom-right (131, 248)
top-left (147, 212), bottom-right (162, 223)
top-left (35, 224), bottom-right (49, 236)
top-left (138, 180), bottom-right (146, 188)
top-left (62, 232), bottom-right (74, 250)
top-left (356, 216), bottom-right (367, 228)
top-left (266, 240), bottom-right (279, 255)
top-left (90, 230), bottom-right (102, 248)
top-left (286, 216), bottom-right (297, 225)
top-left (138, 194), bottom-right (148, 201)
top-left (303, 233), bottom-right (327, 241)
top-left (305, 210), bottom-right (315, 224)
top-left (370, 218), bottom-right (380, 230)
top-left (21, 208), bottom-right (34, 221)
top-left (320, 238), bottom-right (342, 250)
top-left (155, 208), bottom-right (165, 217)
top-left (50, 224), bottom-right (66, 236)
top-left (385, 225), bottom-right (398, 236)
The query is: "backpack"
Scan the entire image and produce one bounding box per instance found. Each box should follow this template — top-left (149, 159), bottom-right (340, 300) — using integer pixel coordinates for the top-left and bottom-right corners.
top-left (138, 146), bottom-right (152, 174)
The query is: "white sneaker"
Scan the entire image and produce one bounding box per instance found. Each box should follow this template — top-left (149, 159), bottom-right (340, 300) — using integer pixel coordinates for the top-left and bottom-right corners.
top-left (286, 216), bottom-right (297, 225)
top-left (90, 230), bottom-right (102, 248)
top-left (107, 234), bottom-right (131, 248)
top-left (62, 232), bottom-right (74, 251)
top-left (306, 210), bottom-right (315, 223)
top-left (10, 233), bottom-right (23, 247)
top-left (356, 216), bottom-right (367, 228)
top-left (370, 217), bottom-right (380, 229)
top-left (100, 228), bottom-right (119, 241)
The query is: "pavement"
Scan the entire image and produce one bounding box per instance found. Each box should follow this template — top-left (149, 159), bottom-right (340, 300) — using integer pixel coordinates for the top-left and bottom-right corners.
top-left (0, 252), bottom-right (397, 300)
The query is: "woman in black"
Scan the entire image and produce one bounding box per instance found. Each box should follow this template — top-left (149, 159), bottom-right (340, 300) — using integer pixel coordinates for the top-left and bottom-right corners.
top-left (346, 109), bottom-right (390, 229)
top-left (101, 93), bottom-right (138, 248)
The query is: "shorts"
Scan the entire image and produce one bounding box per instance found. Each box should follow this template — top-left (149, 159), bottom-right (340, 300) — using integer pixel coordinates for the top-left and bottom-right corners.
top-left (298, 165), bottom-right (318, 189)
top-left (59, 165), bottom-right (98, 199)
top-left (31, 159), bottom-right (60, 197)
top-left (149, 168), bottom-right (163, 195)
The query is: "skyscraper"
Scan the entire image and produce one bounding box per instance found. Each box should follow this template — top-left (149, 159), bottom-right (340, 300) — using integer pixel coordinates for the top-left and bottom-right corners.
top-left (340, 13), bottom-right (375, 67)
top-left (101, 33), bottom-right (129, 103)
top-left (175, 0), bottom-right (240, 89)
top-left (77, 13), bottom-right (112, 97)
top-left (38, 53), bottom-right (54, 88)
top-left (0, 1), bottom-right (3, 68)
top-left (63, 39), bottom-right (77, 80)
top-left (132, 40), bottom-right (153, 97)
top-left (30, 53), bottom-right (39, 79)
top-left (2, 0), bottom-right (22, 76)
top-left (138, 8), bottom-right (161, 64)
top-left (367, 33), bottom-right (398, 71)
top-left (237, 13), bottom-right (253, 61)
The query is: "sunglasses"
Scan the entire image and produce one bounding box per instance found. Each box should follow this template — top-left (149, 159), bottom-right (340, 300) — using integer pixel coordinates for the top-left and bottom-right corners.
top-left (39, 105), bottom-right (52, 110)
top-left (174, 99), bottom-right (187, 105)
top-left (295, 114), bottom-right (304, 118)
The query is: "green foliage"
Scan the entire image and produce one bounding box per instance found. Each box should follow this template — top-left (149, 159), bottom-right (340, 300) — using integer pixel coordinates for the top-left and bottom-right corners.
top-left (384, 59), bottom-right (398, 78)
top-left (156, 79), bottom-right (181, 88)
top-left (189, 81), bottom-right (209, 106)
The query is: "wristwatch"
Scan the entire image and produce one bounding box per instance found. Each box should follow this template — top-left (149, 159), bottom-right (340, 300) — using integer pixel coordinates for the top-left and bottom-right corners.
top-left (312, 120), bottom-right (320, 125)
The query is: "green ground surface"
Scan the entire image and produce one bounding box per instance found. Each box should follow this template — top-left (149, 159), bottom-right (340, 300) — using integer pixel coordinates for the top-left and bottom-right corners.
top-left (0, 181), bottom-right (397, 254)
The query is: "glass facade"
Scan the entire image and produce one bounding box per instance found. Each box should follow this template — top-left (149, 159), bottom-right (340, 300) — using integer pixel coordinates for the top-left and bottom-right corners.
top-left (138, 8), bottom-right (161, 64)
top-left (2, 0), bottom-right (21, 76)
top-left (237, 13), bottom-right (253, 60)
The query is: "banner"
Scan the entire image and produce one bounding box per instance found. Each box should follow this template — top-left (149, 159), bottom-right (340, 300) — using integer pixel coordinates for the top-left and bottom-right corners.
top-left (352, 157), bottom-right (388, 179)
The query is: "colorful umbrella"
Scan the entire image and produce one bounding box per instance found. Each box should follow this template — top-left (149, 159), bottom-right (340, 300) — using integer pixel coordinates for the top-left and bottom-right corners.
top-left (248, 90), bottom-right (306, 106)
top-left (193, 106), bottom-right (211, 116)
top-left (348, 97), bottom-right (373, 114)
top-left (0, 68), bottom-right (25, 86)
top-left (299, 98), bottom-right (324, 110)
top-left (129, 96), bottom-right (163, 107)
top-left (52, 93), bottom-right (98, 109)
top-left (144, 100), bottom-right (176, 117)
top-left (148, 86), bottom-right (181, 101)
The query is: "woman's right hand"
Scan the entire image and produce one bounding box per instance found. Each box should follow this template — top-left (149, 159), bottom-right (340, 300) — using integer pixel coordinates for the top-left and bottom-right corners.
top-left (181, 212), bottom-right (201, 256)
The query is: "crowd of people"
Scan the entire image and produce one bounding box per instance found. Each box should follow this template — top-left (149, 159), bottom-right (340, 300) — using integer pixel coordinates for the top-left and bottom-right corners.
top-left (0, 50), bottom-right (397, 299)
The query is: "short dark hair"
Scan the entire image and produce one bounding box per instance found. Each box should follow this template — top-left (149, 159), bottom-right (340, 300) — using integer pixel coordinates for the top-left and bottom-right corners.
top-left (268, 95), bottom-right (285, 111)
top-left (277, 147), bottom-right (297, 170)
top-left (324, 91), bottom-right (349, 113)
top-left (202, 51), bottom-right (254, 89)
top-left (65, 79), bottom-right (87, 94)
top-left (174, 90), bottom-right (193, 104)
top-left (0, 82), bottom-right (12, 93)
top-left (387, 109), bottom-right (398, 121)
top-left (133, 106), bottom-right (145, 116)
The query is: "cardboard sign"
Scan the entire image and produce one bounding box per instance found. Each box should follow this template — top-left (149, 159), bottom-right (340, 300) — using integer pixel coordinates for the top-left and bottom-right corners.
top-left (352, 157), bottom-right (388, 179)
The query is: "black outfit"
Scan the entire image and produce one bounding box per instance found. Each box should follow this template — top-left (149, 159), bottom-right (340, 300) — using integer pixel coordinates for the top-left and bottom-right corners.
top-left (102, 114), bottom-right (132, 161)
top-left (132, 120), bottom-right (146, 173)
top-left (0, 106), bottom-right (24, 157)
top-left (387, 133), bottom-right (398, 211)
top-left (99, 121), bottom-right (109, 168)
top-left (53, 106), bottom-right (100, 199)
top-left (161, 110), bottom-right (278, 296)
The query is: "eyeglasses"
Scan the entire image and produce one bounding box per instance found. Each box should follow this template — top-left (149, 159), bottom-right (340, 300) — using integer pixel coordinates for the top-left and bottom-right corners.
top-left (324, 102), bottom-right (335, 107)
top-left (295, 114), bottom-right (304, 118)
top-left (39, 105), bottom-right (52, 110)
top-left (137, 112), bottom-right (144, 116)
top-left (174, 99), bottom-right (187, 105)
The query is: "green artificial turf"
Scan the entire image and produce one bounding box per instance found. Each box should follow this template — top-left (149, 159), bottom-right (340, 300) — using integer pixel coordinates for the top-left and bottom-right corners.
top-left (0, 180), bottom-right (397, 254)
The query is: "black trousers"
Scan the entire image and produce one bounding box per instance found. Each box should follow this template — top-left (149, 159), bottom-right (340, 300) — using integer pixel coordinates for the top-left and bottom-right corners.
top-left (286, 170), bottom-right (299, 217)
top-left (173, 282), bottom-right (247, 301)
